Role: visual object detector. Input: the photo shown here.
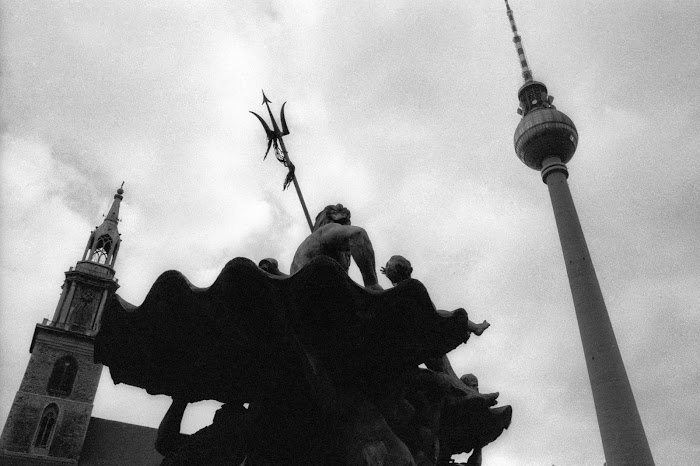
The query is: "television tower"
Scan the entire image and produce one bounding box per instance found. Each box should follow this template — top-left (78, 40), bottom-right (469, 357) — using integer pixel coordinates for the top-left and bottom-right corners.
top-left (504, 1), bottom-right (655, 464)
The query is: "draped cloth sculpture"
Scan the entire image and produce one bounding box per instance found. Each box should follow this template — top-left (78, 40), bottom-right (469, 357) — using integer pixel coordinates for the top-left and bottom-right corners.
top-left (95, 256), bottom-right (510, 464)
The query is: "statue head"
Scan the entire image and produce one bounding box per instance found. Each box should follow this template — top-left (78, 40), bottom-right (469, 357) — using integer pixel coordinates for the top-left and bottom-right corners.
top-left (460, 373), bottom-right (479, 392)
top-left (313, 204), bottom-right (351, 231)
top-left (382, 255), bottom-right (413, 285)
top-left (258, 258), bottom-right (280, 274)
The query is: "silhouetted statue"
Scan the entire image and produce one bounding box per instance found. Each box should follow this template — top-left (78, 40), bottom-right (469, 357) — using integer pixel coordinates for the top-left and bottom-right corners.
top-left (95, 204), bottom-right (512, 465)
top-left (156, 400), bottom-right (247, 465)
top-left (382, 255), bottom-right (490, 338)
top-left (438, 374), bottom-right (512, 466)
top-left (381, 256), bottom-right (511, 465)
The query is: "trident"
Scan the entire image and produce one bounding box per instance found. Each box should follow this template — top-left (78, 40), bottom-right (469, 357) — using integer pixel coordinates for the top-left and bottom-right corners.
top-left (250, 91), bottom-right (314, 232)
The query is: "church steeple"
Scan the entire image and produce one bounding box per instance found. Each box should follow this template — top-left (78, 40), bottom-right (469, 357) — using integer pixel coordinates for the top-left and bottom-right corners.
top-left (49, 186), bottom-right (125, 335)
top-left (82, 184), bottom-right (124, 267)
top-left (1, 186), bottom-right (127, 463)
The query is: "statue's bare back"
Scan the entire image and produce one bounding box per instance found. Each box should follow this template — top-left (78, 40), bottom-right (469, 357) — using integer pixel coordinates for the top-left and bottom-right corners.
top-left (289, 204), bottom-right (381, 291)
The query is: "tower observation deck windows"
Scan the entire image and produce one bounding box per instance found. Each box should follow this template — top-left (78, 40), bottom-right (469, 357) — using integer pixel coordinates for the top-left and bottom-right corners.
top-left (47, 356), bottom-right (77, 396)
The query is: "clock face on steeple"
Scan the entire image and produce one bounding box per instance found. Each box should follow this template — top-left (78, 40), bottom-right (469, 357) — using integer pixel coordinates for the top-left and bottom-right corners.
top-left (69, 286), bottom-right (100, 331)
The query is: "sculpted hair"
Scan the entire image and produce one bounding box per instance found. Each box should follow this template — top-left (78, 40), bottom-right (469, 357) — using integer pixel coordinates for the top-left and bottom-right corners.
top-left (460, 373), bottom-right (479, 389)
top-left (313, 204), bottom-right (351, 231)
top-left (383, 255), bottom-right (413, 284)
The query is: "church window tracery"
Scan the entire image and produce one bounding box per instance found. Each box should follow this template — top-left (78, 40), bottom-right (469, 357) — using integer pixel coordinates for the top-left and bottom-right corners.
top-left (33, 404), bottom-right (58, 450)
top-left (93, 234), bottom-right (113, 264)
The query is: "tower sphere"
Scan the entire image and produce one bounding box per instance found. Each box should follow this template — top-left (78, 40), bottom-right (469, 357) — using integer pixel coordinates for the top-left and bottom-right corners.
top-left (514, 106), bottom-right (578, 171)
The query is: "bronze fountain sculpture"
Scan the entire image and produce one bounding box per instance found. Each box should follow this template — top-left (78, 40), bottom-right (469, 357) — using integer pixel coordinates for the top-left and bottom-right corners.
top-left (96, 204), bottom-right (511, 465)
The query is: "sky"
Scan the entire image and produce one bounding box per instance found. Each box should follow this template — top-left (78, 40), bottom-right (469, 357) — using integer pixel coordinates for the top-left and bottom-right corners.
top-left (1, 0), bottom-right (699, 464)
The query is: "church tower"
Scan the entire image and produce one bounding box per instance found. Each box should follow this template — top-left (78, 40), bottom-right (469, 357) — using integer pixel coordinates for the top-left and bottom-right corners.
top-left (0, 186), bottom-right (125, 464)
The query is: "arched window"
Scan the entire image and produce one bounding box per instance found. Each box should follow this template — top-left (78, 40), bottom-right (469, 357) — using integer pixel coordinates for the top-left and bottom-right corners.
top-left (47, 356), bottom-right (77, 396)
top-left (34, 404), bottom-right (58, 450)
top-left (93, 234), bottom-right (113, 264)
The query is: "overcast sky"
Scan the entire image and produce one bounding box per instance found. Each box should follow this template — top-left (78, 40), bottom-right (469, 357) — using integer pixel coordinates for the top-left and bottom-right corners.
top-left (1, 1), bottom-right (699, 464)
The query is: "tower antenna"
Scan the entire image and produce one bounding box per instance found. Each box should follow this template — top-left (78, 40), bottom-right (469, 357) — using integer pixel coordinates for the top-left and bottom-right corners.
top-left (504, 0), bottom-right (533, 83)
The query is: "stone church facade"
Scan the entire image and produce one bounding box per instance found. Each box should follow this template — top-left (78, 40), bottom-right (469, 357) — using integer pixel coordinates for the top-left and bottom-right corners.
top-left (0, 187), bottom-right (162, 465)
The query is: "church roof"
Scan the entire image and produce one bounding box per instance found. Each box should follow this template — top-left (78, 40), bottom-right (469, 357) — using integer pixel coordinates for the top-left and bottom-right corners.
top-left (79, 417), bottom-right (162, 465)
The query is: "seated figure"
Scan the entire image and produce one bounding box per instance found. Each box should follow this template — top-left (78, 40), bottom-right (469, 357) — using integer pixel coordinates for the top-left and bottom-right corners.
top-left (260, 204), bottom-right (382, 291)
top-left (381, 255), bottom-right (490, 336)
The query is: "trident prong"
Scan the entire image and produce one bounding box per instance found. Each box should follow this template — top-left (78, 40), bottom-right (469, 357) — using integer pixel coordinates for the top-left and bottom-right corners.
top-left (279, 102), bottom-right (289, 136)
top-left (250, 90), bottom-right (313, 232)
top-left (250, 92), bottom-right (292, 158)
top-left (249, 111), bottom-right (274, 158)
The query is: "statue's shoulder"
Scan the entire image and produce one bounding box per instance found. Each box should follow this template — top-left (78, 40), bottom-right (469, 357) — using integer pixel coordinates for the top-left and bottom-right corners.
top-left (317, 222), bottom-right (364, 240)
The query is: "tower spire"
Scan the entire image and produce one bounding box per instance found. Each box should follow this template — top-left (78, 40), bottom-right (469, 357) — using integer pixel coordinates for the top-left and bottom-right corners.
top-left (104, 181), bottom-right (125, 224)
top-left (82, 185), bottom-right (124, 267)
top-left (46, 185), bottom-right (125, 335)
top-left (504, 0), bottom-right (533, 83)
top-left (505, 0), bottom-right (554, 118)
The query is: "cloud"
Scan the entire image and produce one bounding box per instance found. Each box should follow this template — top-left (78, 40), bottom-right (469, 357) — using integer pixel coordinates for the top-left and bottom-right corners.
top-left (2, 1), bottom-right (700, 464)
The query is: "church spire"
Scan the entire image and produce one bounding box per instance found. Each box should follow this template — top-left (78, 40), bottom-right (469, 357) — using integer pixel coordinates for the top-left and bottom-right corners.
top-left (46, 185), bottom-right (125, 335)
top-left (82, 184), bottom-right (124, 268)
top-left (103, 182), bottom-right (124, 225)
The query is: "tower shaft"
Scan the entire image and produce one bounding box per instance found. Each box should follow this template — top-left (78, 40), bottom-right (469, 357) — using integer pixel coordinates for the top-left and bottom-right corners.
top-left (505, 0), bottom-right (654, 461)
top-left (542, 158), bottom-right (654, 465)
